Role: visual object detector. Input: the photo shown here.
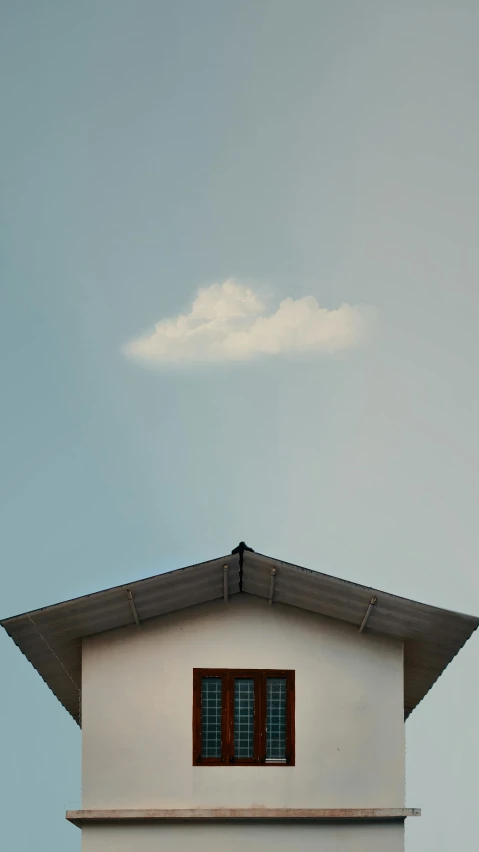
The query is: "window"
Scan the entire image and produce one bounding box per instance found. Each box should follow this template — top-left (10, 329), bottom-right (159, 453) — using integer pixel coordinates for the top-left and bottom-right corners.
top-left (193, 669), bottom-right (295, 766)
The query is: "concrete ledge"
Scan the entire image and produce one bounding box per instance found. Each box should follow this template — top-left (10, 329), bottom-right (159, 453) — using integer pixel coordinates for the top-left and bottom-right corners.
top-left (66, 808), bottom-right (421, 828)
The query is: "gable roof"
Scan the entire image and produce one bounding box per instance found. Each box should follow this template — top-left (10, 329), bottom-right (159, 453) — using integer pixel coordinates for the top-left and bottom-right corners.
top-left (2, 545), bottom-right (478, 726)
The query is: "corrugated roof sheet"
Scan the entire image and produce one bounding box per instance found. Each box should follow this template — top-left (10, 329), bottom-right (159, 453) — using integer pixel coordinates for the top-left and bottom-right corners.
top-left (1, 547), bottom-right (478, 725)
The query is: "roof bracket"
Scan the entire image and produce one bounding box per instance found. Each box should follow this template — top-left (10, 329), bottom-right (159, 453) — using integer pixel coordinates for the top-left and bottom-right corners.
top-left (126, 589), bottom-right (140, 627)
top-left (223, 565), bottom-right (229, 602)
top-left (359, 596), bottom-right (377, 633)
top-left (269, 567), bottom-right (276, 605)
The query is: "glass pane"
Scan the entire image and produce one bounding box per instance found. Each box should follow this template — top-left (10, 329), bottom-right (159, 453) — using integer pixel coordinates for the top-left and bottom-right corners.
top-left (201, 677), bottom-right (222, 758)
top-left (266, 677), bottom-right (287, 760)
top-left (234, 678), bottom-right (255, 759)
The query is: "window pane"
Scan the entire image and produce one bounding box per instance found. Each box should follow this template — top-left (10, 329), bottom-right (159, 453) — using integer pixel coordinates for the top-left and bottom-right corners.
top-left (201, 677), bottom-right (222, 758)
top-left (234, 678), bottom-right (255, 759)
top-left (266, 677), bottom-right (287, 760)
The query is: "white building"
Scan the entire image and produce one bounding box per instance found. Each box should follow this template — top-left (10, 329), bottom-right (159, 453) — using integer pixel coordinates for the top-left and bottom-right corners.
top-left (2, 543), bottom-right (478, 851)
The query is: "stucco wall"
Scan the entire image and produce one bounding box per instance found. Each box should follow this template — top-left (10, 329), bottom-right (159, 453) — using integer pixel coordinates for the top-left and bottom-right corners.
top-left (81, 823), bottom-right (405, 852)
top-left (82, 595), bottom-right (404, 809)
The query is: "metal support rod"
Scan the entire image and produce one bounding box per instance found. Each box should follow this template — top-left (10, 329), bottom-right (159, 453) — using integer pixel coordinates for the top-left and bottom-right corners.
top-left (268, 568), bottom-right (276, 605)
top-left (359, 596), bottom-right (377, 632)
top-left (126, 589), bottom-right (140, 627)
top-left (223, 565), bottom-right (229, 602)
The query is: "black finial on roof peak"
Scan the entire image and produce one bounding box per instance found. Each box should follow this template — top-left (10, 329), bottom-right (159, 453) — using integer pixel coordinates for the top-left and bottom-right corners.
top-left (231, 541), bottom-right (254, 556)
top-left (231, 542), bottom-right (254, 593)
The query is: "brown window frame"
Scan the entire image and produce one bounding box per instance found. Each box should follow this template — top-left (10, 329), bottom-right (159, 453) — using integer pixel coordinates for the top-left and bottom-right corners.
top-left (193, 668), bottom-right (295, 766)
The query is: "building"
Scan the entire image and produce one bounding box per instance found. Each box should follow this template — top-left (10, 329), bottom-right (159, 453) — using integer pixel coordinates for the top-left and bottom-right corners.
top-left (2, 543), bottom-right (478, 851)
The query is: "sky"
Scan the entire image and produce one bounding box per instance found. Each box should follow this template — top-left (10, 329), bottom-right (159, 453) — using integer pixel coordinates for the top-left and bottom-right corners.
top-left (1, 0), bottom-right (479, 848)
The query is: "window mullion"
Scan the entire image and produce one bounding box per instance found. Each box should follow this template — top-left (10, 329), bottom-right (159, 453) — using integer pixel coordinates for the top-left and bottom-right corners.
top-left (257, 672), bottom-right (266, 763)
top-left (286, 671), bottom-right (295, 765)
top-left (223, 671), bottom-right (233, 763)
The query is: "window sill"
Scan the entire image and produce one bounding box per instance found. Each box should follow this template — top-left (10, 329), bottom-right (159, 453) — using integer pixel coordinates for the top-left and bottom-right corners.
top-left (66, 808), bottom-right (420, 828)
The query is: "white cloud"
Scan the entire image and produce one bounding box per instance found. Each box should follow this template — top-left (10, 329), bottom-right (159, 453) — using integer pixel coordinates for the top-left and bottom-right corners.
top-left (123, 279), bottom-right (374, 367)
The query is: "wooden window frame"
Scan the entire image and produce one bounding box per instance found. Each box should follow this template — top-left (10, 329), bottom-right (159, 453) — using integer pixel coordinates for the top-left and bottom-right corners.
top-left (193, 668), bottom-right (295, 767)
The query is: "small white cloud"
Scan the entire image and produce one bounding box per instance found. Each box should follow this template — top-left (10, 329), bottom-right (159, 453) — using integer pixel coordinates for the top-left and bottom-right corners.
top-left (123, 279), bottom-right (374, 367)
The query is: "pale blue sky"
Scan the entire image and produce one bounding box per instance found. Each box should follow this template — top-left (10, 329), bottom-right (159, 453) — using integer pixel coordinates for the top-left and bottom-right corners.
top-left (1, 1), bottom-right (479, 849)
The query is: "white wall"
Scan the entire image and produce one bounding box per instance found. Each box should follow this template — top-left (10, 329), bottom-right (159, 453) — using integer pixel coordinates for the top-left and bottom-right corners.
top-left (81, 823), bottom-right (405, 852)
top-left (82, 595), bottom-right (405, 809)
